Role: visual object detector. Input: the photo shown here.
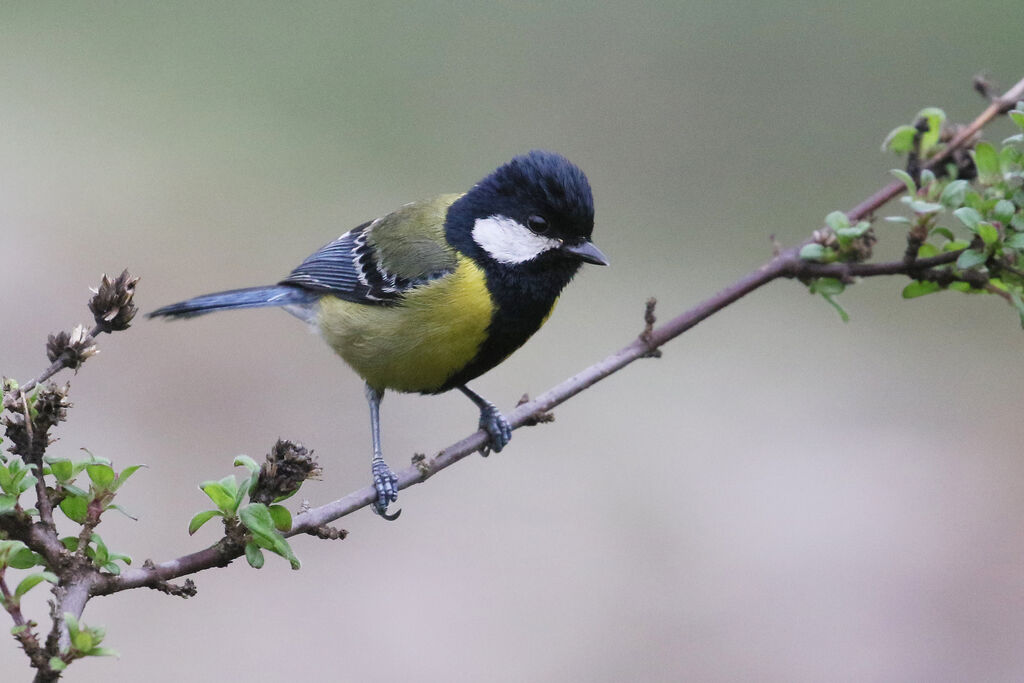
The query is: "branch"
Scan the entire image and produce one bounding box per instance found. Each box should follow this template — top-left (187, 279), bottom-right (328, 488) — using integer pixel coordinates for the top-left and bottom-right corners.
top-left (93, 244), bottom-right (976, 595)
top-left (843, 75), bottom-right (1024, 225)
top-left (57, 75), bottom-right (1024, 603)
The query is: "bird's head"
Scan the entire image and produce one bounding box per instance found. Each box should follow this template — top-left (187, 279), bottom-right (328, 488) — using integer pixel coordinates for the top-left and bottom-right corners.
top-left (448, 150), bottom-right (608, 270)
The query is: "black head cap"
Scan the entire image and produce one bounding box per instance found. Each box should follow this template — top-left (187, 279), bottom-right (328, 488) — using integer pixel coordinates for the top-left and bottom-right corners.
top-left (448, 150), bottom-right (598, 261)
top-left (481, 150), bottom-right (595, 239)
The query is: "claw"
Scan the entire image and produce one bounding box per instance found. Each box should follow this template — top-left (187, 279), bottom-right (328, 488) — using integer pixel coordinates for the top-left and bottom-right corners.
top-left (458, 385), bottom-right (513, 458)
top-left (374, 505), bottom-right (402, 521)
top-left (478, 402), bottom-right (512, 455)
top-left (371, 458), bottom-right (399, 518)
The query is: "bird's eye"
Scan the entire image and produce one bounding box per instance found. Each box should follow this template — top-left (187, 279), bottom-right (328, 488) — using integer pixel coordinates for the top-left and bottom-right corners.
top-left (527, 215), bottom-right (549, 234)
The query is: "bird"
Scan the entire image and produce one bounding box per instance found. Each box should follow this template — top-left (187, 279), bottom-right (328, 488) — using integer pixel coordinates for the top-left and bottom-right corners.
top-left (149, 150), bottom-right (607, 518)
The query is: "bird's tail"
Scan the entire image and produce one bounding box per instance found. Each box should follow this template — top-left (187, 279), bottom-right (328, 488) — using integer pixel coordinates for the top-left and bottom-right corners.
top-left (148, 285), bottom-right (317, 319)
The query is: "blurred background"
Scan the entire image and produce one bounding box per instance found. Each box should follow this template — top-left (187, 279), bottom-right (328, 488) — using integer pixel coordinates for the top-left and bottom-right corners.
top-left (2, 2), bottom-right (1023, 681)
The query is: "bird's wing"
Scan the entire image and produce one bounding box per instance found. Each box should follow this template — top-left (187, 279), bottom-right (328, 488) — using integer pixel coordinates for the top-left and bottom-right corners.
top-left (280, 195), bottom-right (461, 304)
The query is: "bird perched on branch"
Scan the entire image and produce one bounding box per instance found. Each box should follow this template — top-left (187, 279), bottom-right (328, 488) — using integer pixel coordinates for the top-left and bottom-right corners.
top-left (150, 150), bottom-right (607, 518)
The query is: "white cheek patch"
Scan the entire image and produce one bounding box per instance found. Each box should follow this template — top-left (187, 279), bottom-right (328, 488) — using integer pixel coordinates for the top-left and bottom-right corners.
top-left (471, 215), bottom-right (561, 265)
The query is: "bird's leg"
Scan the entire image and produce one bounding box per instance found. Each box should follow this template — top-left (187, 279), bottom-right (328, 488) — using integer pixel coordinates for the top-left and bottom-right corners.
top-left (458, 385), bottom-right (512, 457)
top-left (365, 383), bottom-right (400, 519)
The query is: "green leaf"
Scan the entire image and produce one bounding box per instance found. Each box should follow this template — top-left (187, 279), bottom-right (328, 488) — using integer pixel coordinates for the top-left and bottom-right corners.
top-left (49, 657), bottom-right (67, 672)
top-left (107, 550), bottom-right (131, 565)
top-left (916, 243), bottom-right (939, 259)
top-left (820, 294), bottom-right (849, 322)
top-left (245, 542), bottom-right (264, 569)
top-left (1010, 110), bottom-right (1024, 132)
top-left (89, 534), bottom-right (109, 566)
top-left (883, 126), bottom-right (917, 154)
top-left (902, 280), bottom-right (943, 298)
top-left (240, 504), bottom-right (300, 569)
top-left (268, 505), bottom-right (292, 532)
top-left (233, 455), bottom-right (260, 474)
top-left (46, 458), bottom-right (74, 483)
top-left (994, 200), bottom-right (1016, 224)
top-left (102, 562), bottom-right (121, 575)
top-left (973, 142), bottom-right (1000, 182)
top-left (0, 540), bottom-right (28, 568)
top-left (944, 239), bottom-right (971, 252)
top-left (239, 503), bottom-right (276, 538)
top-left (903, 198), bottom-right (944, 215)
top-left (940, 179), bottom-right (969, 208)
top-left (59, 496), bottom-right (89, 524)
top-left (9, 547), bottom-right (40, 570)
top-left (931, 226), bottom-right (955, 241)
top-left (977, 222), bottom-right (999, 247)
top-left (917, 107), bottom-right (946, 155)
top-left (78, 449), bottom-right (110, 466)
top-left (824, 211), bottom-right (850, 230)
top-left (272, 488), bottom-right (299, 504)
top-left (18, 475), bottom-right (36, 494)
top-left (919, 169), bottom-right (937, 190)
top-left (799, 243), bottom-right (833, 262)
top-left (1004, 232), bottom-right (1024, 249)
top-left (112, 464), bottom-right (146, 491)
top-left (808, 278), bottom-right (845, 296)
top-left (957, 249), bottom-right (988, 270)
top-left (188, 509), bottom-right (222, 535)
top-left (86, 646), bottom-right (119, 658)
top-left (71, 626), bottom-right (94, 653)
top-left (836, 222), bottom-right (870, 240)
top-left (61, 484), bottom-right (88, 498)
top-left (199, 480), bottom-right (237, 514)
top-left (86, 464), bottom-right (115, 491)
top-left (0, 494), bottom-right (16, 515)
top-left (889, 168), bottom-right (916, 193)
top-left (14, 572), bottom-right (58, 598)
top-left (104, 503), bottom-right (138, 521)
top-left (808, 279), bottom-right (849, 322)
top-left (238, 474), bottom-right (256, 505)
top-left (953, 207), bottom-right (982, 230)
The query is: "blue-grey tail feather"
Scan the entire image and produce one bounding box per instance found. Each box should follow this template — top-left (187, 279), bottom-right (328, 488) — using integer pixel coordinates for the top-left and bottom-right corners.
top-left (148, 285), bottom-right (318, 319)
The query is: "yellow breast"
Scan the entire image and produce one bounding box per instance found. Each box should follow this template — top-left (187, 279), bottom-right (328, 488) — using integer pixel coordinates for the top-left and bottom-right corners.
top-left (316, 257), bottom-right (494, 393)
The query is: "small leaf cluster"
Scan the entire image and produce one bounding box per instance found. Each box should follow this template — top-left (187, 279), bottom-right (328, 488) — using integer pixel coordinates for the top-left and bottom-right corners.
top-left (799, 211), bottom-right (875, 265)
top-left (49, 454), bottom-right (142, 524)
top-left (883, 107), bottom-right (947, 157)
top-left (890, 103), bottom-right (1024, 324)
top-left (0, 456), bottom-right (38, 516)
top-left (0, 540), bottom-right (57, 614)
top-left (47, 453), bottom-right (141, 574)
top-left (190, 456), bottom-right (300, 570)
top-left (50, 612), bottom-right (118, 671)
top-left (800, 211), bottom-right (875, 322)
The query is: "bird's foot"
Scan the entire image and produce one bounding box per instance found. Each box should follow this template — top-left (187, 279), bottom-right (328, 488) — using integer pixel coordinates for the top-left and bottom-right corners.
top-left (478, 402), bottom-right (512, 457)
top-left (371, 459), bottom-right (400, 520)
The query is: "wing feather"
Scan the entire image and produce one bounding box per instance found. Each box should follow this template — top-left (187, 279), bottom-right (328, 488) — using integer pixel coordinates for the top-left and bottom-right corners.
top-left (279, 198), bottom-right (459, 305)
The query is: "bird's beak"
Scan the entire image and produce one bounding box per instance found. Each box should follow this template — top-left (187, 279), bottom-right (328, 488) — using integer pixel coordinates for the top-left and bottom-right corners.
top-left (561, 239), bottom-right (609, 266)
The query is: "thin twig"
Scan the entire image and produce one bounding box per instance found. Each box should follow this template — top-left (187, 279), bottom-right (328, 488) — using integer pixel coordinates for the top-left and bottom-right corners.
top-left (0, 574), bottom-right (26, 627)
top-left (19, 324), bottom-right (104, 396)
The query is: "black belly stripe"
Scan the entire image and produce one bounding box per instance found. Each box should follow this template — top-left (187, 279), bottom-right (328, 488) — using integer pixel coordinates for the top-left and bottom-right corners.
top-left (431, 255), bottom-right (580, 393)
